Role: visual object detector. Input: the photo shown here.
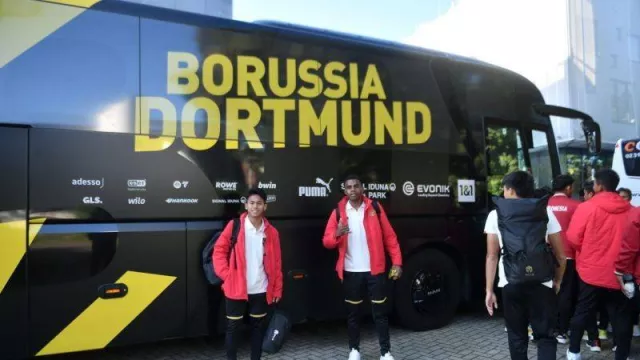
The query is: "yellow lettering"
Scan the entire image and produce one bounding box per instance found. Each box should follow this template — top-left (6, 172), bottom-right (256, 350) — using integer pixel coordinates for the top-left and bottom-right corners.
top-left (341, 101), bottom-right (370, 146)
top-left (263, 99), bottom-right (295, 148)
top-left (349, 63), bottom-right (359, 99)
top-left (167, 52), bottom-right (199, 95)
top-left (406, 102), bottom-right (432, 144)
top-left (323, 62), bottom-right (347, 99)
top-left (374, 102), bottom-right (403, 145)
top-left (237, 56), bottom-right (266, 97)
top-left (361, 65), bottom-right (386, 100)
top-left (298, 60), bottom-right (323, 98)
top-left (203, 54), bottom-right (233, 96)
top-left (181, 97), bottom-right (221, 151)
top-left (226, 98), bottom-right (263, 149)
top-left (268, 58), bottom-right (296, 97)
top-left (135, 97), bottom-right (176, 152)
top-left (299, 100), bottom-right (337, 147)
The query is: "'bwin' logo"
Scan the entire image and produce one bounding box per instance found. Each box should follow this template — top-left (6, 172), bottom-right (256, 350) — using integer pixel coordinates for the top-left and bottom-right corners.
top-left (299, 177), bottom-right (333, 197)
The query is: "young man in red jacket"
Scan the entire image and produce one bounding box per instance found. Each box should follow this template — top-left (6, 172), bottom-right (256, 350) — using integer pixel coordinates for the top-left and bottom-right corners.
top-left (323, 174), bottom-right (402, 360)
top-left (213, 188), bottom-right (283, 360)
top-left (565, 169), bottom-right (632, 360)
top-left (613, 205), bottom-right (640, 359)
top-left (548, 175), bottom-right (584, 345)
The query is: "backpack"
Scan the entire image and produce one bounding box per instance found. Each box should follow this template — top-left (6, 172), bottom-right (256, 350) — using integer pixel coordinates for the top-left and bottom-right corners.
top-left (493, 196), bottom-right (555, 285)
top-left (335, 200), bottom-right (382, 225)
top-left (202, 218), bottom-right (241, 286)
top-left (261, 308), bottom-right (291, 354)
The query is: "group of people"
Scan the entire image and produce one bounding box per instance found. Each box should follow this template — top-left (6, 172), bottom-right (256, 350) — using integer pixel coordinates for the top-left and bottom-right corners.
top-left (485, 169), bottom-right (640, 360)
top-left (211, 175), bottom-right (403, 360)
top-left (208, 168), bottom-right (640, 360)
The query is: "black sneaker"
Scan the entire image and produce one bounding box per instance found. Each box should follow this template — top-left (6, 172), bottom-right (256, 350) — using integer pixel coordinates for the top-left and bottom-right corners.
top-left (586, 339), bottom-right (601, 352)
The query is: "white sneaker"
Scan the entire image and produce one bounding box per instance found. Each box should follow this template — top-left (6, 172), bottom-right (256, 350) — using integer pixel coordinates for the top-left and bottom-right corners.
top-left (380, 352), bottom-right (395, 360)
top-left (566, 349), bottom-right (582, 360)
top-left (348, 349), bottom-right (361, 360)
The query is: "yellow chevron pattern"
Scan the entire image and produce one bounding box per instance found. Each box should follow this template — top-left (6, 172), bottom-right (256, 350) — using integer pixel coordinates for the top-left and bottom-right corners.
top-left (0, 218), bottom-right (45, 294)
top-left (0, 0), bottom-right (101, 69)
top-left (37, 271), bottom-right (177, 356)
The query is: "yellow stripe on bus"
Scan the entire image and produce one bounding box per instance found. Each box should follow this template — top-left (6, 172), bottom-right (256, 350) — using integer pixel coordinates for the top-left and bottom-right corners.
top-left (0, 0), bottom-right (101, 69)
top-left (0, 218), bottom-right (45, 294)
top-left (36, 271), bottom-right (176, 356)
top-left (39, 0), bottom-right (101, 7)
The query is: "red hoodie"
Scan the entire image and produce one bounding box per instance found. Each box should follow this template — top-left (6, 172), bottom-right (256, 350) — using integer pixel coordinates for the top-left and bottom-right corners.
top-left (212, 213), bottom-right (283, 304)
top-left (322, 196), bottom-right (402, 280)
top-left (614, 206), bottom-right (640, 284)
top-left (566, 191), bottom-right (632, 289)
top-left (548, 193), bottom-right (581, 258)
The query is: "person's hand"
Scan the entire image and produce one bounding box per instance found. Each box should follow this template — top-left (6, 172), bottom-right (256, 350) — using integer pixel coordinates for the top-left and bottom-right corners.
top-left (616, 274), bottom-right (634, 299)
top-left (553, 280), bottom-right (562, 294)
top-left (335, 221), bottom-right (349, 237)
top-left (272, 297), bottom-right (280, 304)
top-left (485, 291), bottom-right (498, 316)
top-left (389, 265), bottom-right (402, 280)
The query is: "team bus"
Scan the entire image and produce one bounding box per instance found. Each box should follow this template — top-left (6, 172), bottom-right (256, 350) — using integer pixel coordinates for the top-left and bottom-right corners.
top-left (0, 1), bottom-right (601, 358)
top-left (613, 138), bottom-right (640, 205)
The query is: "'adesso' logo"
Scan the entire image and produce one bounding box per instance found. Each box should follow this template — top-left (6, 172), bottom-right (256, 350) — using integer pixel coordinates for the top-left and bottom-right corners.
top-left (72, 178), bottom-right (104, 189)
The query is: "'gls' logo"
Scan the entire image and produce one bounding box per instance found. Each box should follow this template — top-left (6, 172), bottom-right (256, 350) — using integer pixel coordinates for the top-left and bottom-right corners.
top-left (83, 197), bottom-right (102, 204)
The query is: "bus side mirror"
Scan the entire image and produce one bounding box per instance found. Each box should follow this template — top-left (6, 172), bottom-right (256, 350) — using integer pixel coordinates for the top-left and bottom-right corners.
top-left (581, 120), bottom-right (601, 154)
top-left (532, 103), bottom-right (602, 154)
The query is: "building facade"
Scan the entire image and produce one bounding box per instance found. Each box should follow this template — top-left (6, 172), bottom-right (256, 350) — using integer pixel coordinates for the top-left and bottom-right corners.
top-left (406, 0), bottom-right (640, 192)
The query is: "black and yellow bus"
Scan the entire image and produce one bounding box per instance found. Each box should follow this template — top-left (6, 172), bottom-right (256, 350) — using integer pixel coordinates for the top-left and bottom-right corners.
top-left (0, 1), bottom-right (601, 358)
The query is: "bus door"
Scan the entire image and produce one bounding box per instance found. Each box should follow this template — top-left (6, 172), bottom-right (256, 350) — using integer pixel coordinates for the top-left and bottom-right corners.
top-left (0, 126), bottom-right (30, 360)
top-left (484, 118), bottom-right (558, 198)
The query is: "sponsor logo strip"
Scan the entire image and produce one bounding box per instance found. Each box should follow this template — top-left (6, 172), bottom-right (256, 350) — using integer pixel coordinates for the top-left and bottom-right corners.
top-left (0, 218), bottom-right (45, 294)
top-left (0, 0), bottom-right (101, 69)
top-left (36, 271), bottom-right (176, 356)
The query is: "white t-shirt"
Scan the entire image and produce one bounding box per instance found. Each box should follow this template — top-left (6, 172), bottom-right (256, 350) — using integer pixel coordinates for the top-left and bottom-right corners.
top-left (244, 218), bottom-right (268, 294)
top-left (484, 208), bottom-right (562, 288)
top-left (344, 201), bottom-right (371, 272)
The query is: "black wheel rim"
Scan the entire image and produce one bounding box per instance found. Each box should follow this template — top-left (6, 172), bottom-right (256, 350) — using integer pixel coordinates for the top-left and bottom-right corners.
top-left (410, 269), bottom-right (446, 314)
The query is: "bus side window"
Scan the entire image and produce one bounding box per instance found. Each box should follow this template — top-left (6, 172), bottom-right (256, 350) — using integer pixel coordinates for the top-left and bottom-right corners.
top-left (485, 123), bottom-right (526, 196)
top-left (528, 129), bottom-right (554, 190)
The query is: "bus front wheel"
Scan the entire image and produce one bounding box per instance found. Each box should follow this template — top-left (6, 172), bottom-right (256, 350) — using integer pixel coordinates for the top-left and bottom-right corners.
top-left (393, 249), bottom-right (461, 331)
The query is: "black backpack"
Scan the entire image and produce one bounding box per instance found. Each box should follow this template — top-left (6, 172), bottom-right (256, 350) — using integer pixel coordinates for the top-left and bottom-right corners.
top-left (202, 218), bottom-right (241, 286)
top-left (493, 196), bottom-right (555, 285)
top-left (335, 200), bottom-right (382, 225)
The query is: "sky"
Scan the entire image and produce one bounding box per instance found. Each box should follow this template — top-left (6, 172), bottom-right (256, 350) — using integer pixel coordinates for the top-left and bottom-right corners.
top-left (231, 0), bottom-right (568, 89)
top-left (232, 0), bottom-right (455, 44)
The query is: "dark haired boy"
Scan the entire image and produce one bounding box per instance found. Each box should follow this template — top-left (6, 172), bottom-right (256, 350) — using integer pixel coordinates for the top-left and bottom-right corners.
top-left (323, 174), bottom-right (402, 360)
top-left (484, 171), bottom-right (566, 360)
top-left (566, 169), bottom-right (632, 360)
top-left (547, 175), bottom-right (583, 344)
top-left (213, 188), bottom-right (283, 360)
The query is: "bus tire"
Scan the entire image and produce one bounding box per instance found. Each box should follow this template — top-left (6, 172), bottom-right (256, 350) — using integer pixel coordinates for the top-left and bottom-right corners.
top-left (393, 249), bottom-right (461, 331)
